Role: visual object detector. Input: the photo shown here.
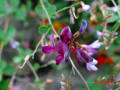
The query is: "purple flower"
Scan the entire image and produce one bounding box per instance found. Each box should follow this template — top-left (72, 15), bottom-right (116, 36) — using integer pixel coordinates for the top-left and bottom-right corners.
top-left (9, 40), bottom-right (20, 48)
top-left (96, 30), bottom-right (104, 37)
top-left (42, 26), bottom-right (72, 65)
top-left (42, 20), bottom-right (99, 71)
top-left (79, 19), bottom-right (87, 34)
top-left (86, 59), bottom-right (98, 71)
top-left (86, 40), bottom-right (101, 56)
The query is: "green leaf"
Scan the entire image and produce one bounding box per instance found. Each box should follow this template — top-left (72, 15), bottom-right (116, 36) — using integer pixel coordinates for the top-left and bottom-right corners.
top-left (4, 26), bottom-right (16, 44)
top-left (33, 63), bottom-right (40, 72)
top-left (35, 79), bottom-right (43, 88)
top-left (38, 24), bottom-right (51, 34)
top-left (14, 5), bottom-right (26, 20)
top-left (87, 78), bottom-right (104, 90)
top-left (0, 60), bottom-right (7, 70)
top-left (0, 30), bottom-right (6, 40)
top-left (4, 65), bottom-right (14, 76)
top-left (0, 80), bottom-right (9, 90)
top-left (0, 0), bottom-right (7, 13)
top-left (107, 10), bottom-right (119, 22)
top-left (13, 56), bottom-right (23, 64)
top-left (112, 21), bottom-right (120, 31)
top-left (10, 0), bottom-right (20, 8)
top-left (35, 1), bottom-right (56, 19)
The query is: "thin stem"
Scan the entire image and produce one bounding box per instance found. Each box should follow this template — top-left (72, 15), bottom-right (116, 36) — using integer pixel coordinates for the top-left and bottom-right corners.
top-left (56, 2), bottom-right (80, 13)
top-left (9, 67), bottom-right (18, 89)
top-left (0, 18), bottom-right (9, 60)
top-left (111, 0), bottom-right (120, 16)
top-left (40, 0), bottom-right (58, 36)
top-left (27, 61), bottom-right (40, 81)
top-left (69, 57), bottom-right (90, 90)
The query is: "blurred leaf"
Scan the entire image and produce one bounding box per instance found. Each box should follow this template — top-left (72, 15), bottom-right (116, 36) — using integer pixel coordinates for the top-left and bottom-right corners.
top-left (87, 78), bottom-right (104, 90)
top-left (0, 80), bottom-right (9, 90)
top-left (0, 0), bottom-right (7, 13)
top-left (35, 79), bottom-right (43, 88)
top-left (107, 11), bottom-right (119, 22)
top-left (10, 0), bottom-right (20, 8)
top-left (33, 63), bottom-right (40, 72)
top-left (4, 65), bottom-right (14, 76)
top-left (13, 56), bottom-right (23, 64)
top-left (0, 30), bottom-right (6, 40)
top-left (112, 21), bottom-right (120, 31)
top-left (0, 60), bottom-right (7, 70)
top-left (4, 26), bottom-right (16, 44)
top-left (14, 5), bottom-right (26, 20)
top-left (38, 24), bottom-right (51, 34)
top-left (35, 0), bottom-right (56, 19)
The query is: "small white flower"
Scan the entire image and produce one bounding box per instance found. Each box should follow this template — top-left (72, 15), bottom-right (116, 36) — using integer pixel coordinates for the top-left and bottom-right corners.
top-left (81, 1), bottom-right (91, 11)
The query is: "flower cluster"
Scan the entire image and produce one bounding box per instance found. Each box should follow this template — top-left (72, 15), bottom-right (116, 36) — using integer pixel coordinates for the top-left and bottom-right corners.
top-left (42, 19), bottom-right (101, 71)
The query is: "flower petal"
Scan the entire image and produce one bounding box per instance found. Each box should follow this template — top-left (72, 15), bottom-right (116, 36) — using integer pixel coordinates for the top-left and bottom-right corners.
top-left (50, 33), bottom-right (55, 46)
top-left (79, 49), bottom-right (93, 62)
top-left (56, 55), bottom-right (64, 65)
top-left (55, 40), bottom-right (68, 54)
top-left (88, 40), bottom-right (101, 48)
top-left (86, 46), bottom-right (98, 54)
top-left (42, 46), bottom-right (55, 54)
top-left (74, 48), bottom-right (84, 64)
top-left (90, 59), bottom-right (98, 65)
top-left (81, 1), bottom-right (91, 11)
top-left (60, 26), bottom-right (72, 43)
top-left (64, 46), bottom-right (72, 62)
top-left (86, 63), bottom-right (98, 71)
top-left (96, 30), bottom-right (104, 37)
top-left (79, 19), bottom-right (87, 34)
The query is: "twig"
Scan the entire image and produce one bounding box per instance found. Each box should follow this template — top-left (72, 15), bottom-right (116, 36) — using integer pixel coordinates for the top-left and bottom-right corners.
top-left (40, 0), bottom-right (58, 36)
top-left (69, 57), bottom-right (90, 90)
top-left (56, 2), bottom-right (80, 13)
top-left (27, 61), bottom-right (40, 81)
top-left (39, 60), bottom-right (56, 69)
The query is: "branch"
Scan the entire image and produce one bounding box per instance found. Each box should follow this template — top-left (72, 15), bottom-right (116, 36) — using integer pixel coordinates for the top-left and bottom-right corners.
top-left (69, 57), bottom-right (90, 90)
top-left (40, 0), bottom-right (58, 36)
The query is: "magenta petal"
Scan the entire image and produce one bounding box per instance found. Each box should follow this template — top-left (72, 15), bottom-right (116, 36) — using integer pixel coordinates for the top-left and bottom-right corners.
top-left (55, 40), bottom-right (68, 54)
top-left (42, 46), bottom-right (55, 54)
top-left (60, 26), bottom-right (72, 43)
top-left (56, 55), bottom-right (64, 65)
